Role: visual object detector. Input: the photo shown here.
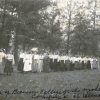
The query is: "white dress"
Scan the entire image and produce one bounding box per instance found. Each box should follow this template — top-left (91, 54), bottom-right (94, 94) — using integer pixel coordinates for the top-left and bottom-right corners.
top-left (23, 54), bottom-right (32, 72)
top-left (32, 55), bottom-right (39, 72)
top-left (0, 52), bottom-right (6, 74)
top-left (38, 55), bottom-right (43, 72)
top-left (91, 59), bottom-right (98, 69)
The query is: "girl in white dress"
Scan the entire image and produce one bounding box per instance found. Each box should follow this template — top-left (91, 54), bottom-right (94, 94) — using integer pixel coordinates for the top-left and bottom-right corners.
top-left (23, 53), bottom-right (32, 72)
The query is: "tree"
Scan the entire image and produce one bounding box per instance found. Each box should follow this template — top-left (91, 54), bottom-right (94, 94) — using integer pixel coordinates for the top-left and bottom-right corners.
top-left (0, 0), bottom-right (50, 64)
top-left (71, 13), bottom-right (99, 56)
top-left (60, 0), bottom-right (78, 54)
top-left (66, 0), bottom-right (72, 54)
top-left (36, 3), bottom-right (62, 52)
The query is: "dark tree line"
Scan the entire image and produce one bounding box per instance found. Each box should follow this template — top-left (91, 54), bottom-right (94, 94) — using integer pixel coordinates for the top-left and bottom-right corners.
top-left (0, 0), bottom-right (100, 65)
top-left (60, 0), bottom-right (100, 57)
top-left (0, 0), bottom-right (63, 64)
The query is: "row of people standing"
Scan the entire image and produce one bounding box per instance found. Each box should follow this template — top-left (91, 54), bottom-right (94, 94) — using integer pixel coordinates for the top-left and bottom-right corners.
top-left (49, 56), bottom-right (99, 71)
top-left (0, 52), bottom-right (14, 75)
top-left (49, 59), bottom-right (91, 71)
top-left (18, 52), bottom-right (50, 72)
top-left (19, 53), bottom-right (99, 73)
top-left (49, 57), bottom-right (98, 71)
top-left (0, 51), bottom-right (99, 74)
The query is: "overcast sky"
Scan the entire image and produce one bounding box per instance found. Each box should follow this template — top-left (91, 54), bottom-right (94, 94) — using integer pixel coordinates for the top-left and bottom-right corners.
top-left (52, 0), bottom-right (89, 8)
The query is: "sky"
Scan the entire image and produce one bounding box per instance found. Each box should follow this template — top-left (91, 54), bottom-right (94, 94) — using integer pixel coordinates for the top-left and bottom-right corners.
top-left (48, 0), bottom-right (100, 30)
top-left (51, 0), bottom-right (90, 30)
top-left (52, 0), bottom-right (89, 8)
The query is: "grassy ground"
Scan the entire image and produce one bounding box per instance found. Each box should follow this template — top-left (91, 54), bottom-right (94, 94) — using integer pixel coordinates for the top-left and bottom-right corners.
top-left (0, 69), bottom-right (100, 100)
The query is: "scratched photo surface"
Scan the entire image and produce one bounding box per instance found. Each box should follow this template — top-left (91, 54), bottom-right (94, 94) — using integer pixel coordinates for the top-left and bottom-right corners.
top-left (0, 0), bottom-right (100, 100)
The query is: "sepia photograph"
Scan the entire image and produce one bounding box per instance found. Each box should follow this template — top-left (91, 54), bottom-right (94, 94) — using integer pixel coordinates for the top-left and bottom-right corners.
top-left (0, 0), bottom-right (100, 99)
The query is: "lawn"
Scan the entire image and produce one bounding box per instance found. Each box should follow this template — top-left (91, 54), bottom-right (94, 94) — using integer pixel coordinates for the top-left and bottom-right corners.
top-left (0, 69), bottom-right (100, 100)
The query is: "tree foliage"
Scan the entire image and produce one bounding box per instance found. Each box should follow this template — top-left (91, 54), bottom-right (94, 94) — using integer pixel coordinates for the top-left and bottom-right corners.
top-left (71, 13), bottom-right (99, 56)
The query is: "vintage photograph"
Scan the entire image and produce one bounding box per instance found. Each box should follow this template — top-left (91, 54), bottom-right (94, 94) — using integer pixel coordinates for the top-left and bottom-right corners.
top-left (0, 0), bottom-right (100, 99)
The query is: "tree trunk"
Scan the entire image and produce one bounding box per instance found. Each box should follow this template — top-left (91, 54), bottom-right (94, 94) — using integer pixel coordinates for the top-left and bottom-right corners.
top-left (66, 0), bottom-right (72, 55)
top-left (14, 29), bottom-right (19, 66)
top-left (93, 0), bottom-right (96, 30)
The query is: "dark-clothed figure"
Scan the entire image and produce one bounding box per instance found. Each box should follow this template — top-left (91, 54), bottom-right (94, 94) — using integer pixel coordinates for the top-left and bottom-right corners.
top-left (2, 56), bottom-right (6, 74)
top-left (81, 61), bottom-right (86, 69)
top-left (60, 60), bottom-right (65, 71)
top-left (4, 59), bottom-right (13, 75)
top-left (74, 61), bottom-right (81, 70)
top-left (18, 58), bottom-right (24, 73)
top-left (49, 58), bottom-right (54, 71)
top-left (54, 59), bottom-right (58, 71)
top-left (43, 53), bottom-right (50, 72)
top-left (65, 60), bottom-right (70, 71)
top-left (70, 61), bottom-right (74, 71)
top-left (86, 60), bottom-right (91, 69)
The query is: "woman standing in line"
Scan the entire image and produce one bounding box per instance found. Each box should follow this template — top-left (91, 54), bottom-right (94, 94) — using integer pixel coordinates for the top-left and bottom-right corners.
top-left (4, 59), bottom-right (13, 75)
top-left (18, 58), bottom-right (24, 73)
top-left (43, 52), bottom-right (51, 72)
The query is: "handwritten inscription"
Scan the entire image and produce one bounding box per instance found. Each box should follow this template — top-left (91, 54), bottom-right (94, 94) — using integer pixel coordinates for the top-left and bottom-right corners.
top-left (0, 87), bottom-right (100, 99)
top-left (0, 88), bottom-right (100, 99)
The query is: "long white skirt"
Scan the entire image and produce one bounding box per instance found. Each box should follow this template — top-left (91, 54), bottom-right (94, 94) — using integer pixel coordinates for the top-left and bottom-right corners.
top-left (23, 60), bottom-right (32, 72)
top-left (0, 62), bottom-right (3, 74)
top-left (38, 60), bottom-right (43, 72)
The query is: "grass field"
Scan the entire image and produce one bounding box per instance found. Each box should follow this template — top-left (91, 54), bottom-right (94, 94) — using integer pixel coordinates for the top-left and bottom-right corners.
top-left (0, 69), bottom-right (100, 100)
